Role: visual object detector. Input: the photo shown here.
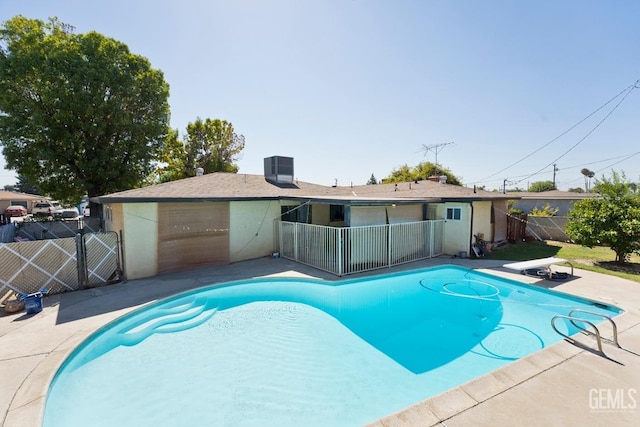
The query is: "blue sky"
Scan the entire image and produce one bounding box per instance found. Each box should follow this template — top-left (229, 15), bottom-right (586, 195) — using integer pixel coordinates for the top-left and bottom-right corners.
top-left (1, 0), bottom-right (639, 191)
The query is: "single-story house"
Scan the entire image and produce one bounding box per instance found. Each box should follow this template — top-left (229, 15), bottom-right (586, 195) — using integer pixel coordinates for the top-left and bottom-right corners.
top-left (0, 190), bottom-right (43, 214)
top-left (508, 190), bottom-right (594, 216)
top-left (95, 157), bottom-right (516, 280)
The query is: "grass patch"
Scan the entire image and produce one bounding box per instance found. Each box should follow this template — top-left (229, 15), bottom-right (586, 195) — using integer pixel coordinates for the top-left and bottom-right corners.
top-left (485, 240), bottom-right (640, 284)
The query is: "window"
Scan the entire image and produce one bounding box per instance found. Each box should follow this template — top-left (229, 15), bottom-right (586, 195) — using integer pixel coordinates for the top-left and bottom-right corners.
top-left (281, 204), bottom-right (311, 223)
top-left (281, 205), bottom-right (298, 222)
top-left (329, 205), bottom-right (344, 221)
top-left (446, 207), bottom-right (462, 221)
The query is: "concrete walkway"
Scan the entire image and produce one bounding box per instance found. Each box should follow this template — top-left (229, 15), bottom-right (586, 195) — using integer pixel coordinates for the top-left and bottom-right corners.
top-left (1, 257), bottom-right (639, 426)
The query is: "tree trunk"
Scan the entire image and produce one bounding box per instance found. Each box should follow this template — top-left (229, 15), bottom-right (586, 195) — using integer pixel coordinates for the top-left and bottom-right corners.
top-left (615, 251), bottom-right (627, 263)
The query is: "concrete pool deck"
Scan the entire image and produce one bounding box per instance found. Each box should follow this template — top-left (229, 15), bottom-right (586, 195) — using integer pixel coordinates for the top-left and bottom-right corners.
top-left (1, 256), bottom-right (639, 426)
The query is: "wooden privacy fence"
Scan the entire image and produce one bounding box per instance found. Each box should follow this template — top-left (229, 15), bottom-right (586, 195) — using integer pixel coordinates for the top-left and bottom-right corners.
top-left (0, 232), bottom-right (122, 297)
top-left (278, 220), bottom-right (444, 276)
top-left (507, 214), bottom-right (528, 242)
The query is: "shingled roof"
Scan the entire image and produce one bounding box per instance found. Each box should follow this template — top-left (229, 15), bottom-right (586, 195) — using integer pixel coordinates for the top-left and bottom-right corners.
top-left (95, 173), bottom-right (515, 204)
top-left (0, 190), bottom-right (42, 201)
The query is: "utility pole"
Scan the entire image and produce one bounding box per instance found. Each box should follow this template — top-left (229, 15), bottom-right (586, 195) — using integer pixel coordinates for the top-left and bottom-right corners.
top-left (552, 164), bottom-right (558, 189)
top-left (503, 179), bottom-right (515, 194)
top-left (420, 141), bottom-right (454, 165)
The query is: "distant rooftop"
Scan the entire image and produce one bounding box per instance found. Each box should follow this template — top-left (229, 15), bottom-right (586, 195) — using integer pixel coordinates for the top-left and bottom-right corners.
top-left (507, 190), bottom-right (595, 200)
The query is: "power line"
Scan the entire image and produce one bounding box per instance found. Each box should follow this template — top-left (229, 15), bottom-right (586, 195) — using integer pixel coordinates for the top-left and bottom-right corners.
top-left (513, 85), bottom-right (636, 186)
top-left (559, 152), bottom-right (640, 171)
top-left (560, 151), bottom-right (640, 186)
top-left (469, 151), bottom-right (640, 189)
top-left (474, 78), bottom-right (639, 184)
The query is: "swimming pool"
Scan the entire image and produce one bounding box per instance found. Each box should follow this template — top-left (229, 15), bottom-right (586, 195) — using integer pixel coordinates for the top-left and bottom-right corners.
top-left (43, 265), bottom-right (620, 426)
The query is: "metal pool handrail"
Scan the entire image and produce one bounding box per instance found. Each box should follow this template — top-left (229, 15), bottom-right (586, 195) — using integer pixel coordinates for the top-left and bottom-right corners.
top-left (568, 309), bottom-right (620, 348)
top-left (551, 310), bottom-right (621, 356)
top-left (551, 315), bottom-right (604, 354)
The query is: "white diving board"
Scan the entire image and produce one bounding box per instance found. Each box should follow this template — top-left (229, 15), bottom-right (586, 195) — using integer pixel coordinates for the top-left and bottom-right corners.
top-left (503, 257), bottom-right (574, 278)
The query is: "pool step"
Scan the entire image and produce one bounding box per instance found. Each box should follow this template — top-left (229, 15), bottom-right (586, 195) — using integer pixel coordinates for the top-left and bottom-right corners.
top-left (116, 296), bottom-right (218, 347)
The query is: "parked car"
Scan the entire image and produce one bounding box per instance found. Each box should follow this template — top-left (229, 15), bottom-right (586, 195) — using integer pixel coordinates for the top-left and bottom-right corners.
top-left (4, 205), bottom-right (28, 217)
top-left (32, 200), bottom-right (63, 216)
top-left (58, 207), bottom-right (80, 219)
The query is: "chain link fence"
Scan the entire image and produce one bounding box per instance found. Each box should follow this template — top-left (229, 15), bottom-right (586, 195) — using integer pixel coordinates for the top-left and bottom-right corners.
top-left (525, 216), bottom-right (570, 241)
top-left (0, 231), bottom-right (122, 299)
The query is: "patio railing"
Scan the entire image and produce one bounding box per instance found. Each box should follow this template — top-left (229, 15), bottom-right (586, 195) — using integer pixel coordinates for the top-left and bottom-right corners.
top-left (277, 220), bottom-right (444, 276)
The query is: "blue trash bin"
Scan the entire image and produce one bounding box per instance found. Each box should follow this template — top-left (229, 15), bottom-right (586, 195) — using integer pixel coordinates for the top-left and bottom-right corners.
top-left (24, 292), bottom-right (43, 315)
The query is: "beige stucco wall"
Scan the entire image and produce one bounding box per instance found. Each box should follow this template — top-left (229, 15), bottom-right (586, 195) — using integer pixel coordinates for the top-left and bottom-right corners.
top-left (440, 201), bottom-right (495, 256)
top-left (386, 204), bottom-right (423, 223)
top-left (471, 201), bottom-right (493, 243)
top-left (311, 203), bottom-right (329, 225)
top-left (120, 203), bottom-right (158, 280)
top-left (442, 202), bottom-right (471, 255)
top-left (229, 200), bottom-right (280, 262)
top-left (104, 198), bottom-right (496, 278)
top-left (103, 203), bottom-right (123, 235)
top-left (350, 206), bottom-right (388, 226)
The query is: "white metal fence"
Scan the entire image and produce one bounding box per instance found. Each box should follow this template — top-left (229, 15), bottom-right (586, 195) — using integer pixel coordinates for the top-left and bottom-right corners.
top-left (278, 220), bottom-right (444, 276)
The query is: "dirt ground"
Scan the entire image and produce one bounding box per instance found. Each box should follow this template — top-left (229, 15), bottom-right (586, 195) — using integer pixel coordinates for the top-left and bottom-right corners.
top-left (595, 260), bottom-right (640, 275)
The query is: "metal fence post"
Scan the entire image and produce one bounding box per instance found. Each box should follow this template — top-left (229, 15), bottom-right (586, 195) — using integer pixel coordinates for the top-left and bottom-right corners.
top-left (294, 222), bottom-right (299, 261)
top-left (429, 221), bottom-right (434, 257)
top-left (76, 233), bottom-right (86, 289)
top-left (338, 228), bottom-right (343, 276)
top-left (119, 230), bottom-right (127, 282)
top-left (387, 224), bottom-right (392, 268)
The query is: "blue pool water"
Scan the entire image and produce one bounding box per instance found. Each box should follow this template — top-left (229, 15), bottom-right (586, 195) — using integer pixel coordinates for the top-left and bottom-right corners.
top-left (43, 265), bottom-right (620, 426)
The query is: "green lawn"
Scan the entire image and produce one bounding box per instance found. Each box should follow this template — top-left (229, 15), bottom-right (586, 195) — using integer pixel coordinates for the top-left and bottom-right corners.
top-left (484, 240), bottom-right (640, 284)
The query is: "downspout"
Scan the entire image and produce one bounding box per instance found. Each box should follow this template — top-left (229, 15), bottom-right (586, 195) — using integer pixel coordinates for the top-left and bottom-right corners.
top-left (468, 202), bottom-right (474, 255)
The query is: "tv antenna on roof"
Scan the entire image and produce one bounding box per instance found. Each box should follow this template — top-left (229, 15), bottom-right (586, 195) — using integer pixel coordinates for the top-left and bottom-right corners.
top-left (419, 141), bottom-right (454, 165)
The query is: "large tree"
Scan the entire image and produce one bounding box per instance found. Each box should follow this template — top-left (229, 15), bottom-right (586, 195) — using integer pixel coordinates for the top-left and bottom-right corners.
top-left (14, 174), bottom-right (39, 195)
top-left (565, 171), bottom-right (640, 263)
top-left (184, 118), bottom-right (245, 175)
top-left (383, 161), bottom-right (462, 185)
top-left (528, 180), bottom-right (556, 192)
top-left (0, 16), bottom-right (170, 203)
top-left (153, 128), bottom-right (189, 183)
top-left (152, 119), bottom-right (246, 183)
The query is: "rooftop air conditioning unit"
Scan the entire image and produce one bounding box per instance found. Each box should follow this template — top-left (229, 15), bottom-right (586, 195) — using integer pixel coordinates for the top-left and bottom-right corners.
top-left (264, 156), bottom-right (294, 184)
